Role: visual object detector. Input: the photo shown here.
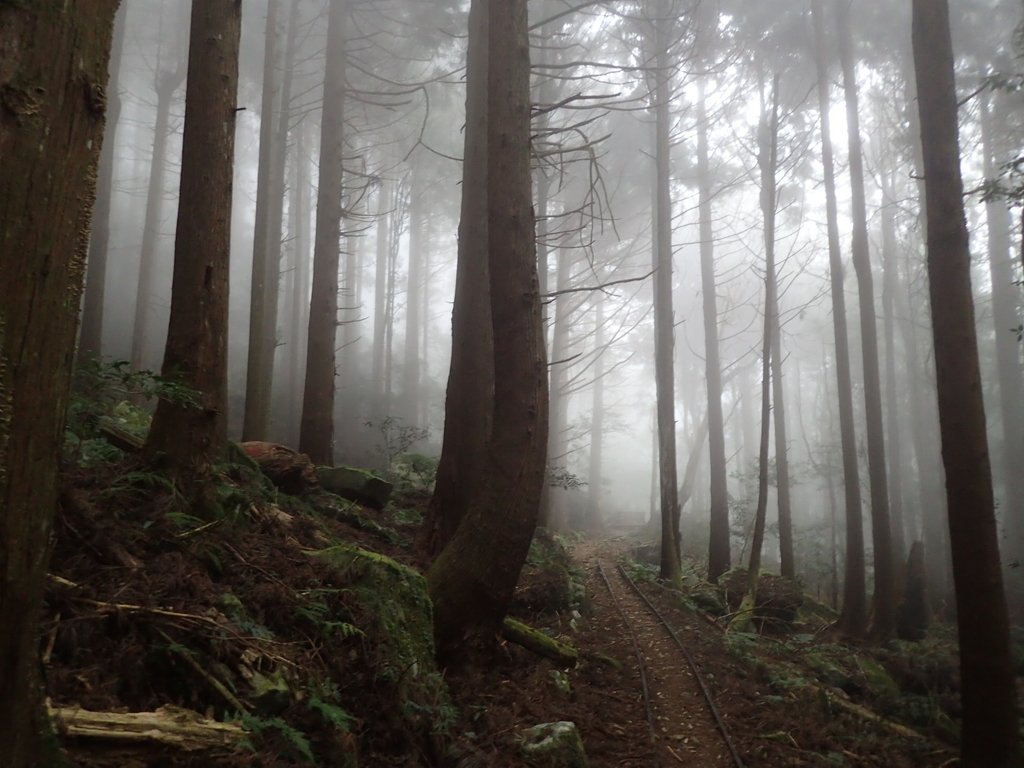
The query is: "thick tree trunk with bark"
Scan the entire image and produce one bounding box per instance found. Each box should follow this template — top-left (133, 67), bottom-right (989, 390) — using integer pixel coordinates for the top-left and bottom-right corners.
top-left (912, 2), bottom-right (1020, 764)
top-left (0, 5), bottom-right (118, 765)
top-left (812, 0), bottom-right (866, 637)
top-left (80, 4), bottom-right (127, 359)
top-left (836, 0), bottom-right (895, 641)
top-left (698, 81), bottom-right (731, 583)
top-left (427, 0), bottom-right (547, 651)
top-left (147, 0), bottom-right (240, 486)
top-left (419, 0), bottom-right (492, 558)
top-left (300, 0), bottom-right (347, 464)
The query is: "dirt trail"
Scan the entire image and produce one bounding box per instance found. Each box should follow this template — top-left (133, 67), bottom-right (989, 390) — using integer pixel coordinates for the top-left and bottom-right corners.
top-left (572, 536), bottom-right (740, 768)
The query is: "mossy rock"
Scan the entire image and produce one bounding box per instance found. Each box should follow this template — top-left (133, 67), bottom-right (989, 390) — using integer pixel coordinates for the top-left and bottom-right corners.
top-left (520, 721), bottom-right (588, 768)
top-left (318, 466), bottom-right (393, 510)
top-left (722, 568), bottom-right (803, 631)
top-left (312, 546), bottom-right (452, 739)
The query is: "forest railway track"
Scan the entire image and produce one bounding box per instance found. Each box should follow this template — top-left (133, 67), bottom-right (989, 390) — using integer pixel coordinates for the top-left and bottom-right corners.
top-left (592, 554), bottom-right (745, 768)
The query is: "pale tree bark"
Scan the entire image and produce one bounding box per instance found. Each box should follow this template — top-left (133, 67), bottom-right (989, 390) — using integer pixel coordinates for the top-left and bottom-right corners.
top-left (243, 0), bottom-right (282, 441)
top-left (427, 0), bottom-right (548, 651)
top-left (652, 2), bottom-right (681, 585)
top-left (287, 119), bottom-right (312, 447)
top-left (300, 0), bottom-right (347, 464)
top-left (698, 80), bottom-right (731, 583)
top-left (372, 179), bottom-right (391, 409)
top-left (0, 6), bottom-right (118, 764)
top-left (419, 0), bottom-right (492, 558)
top-left (836, 0), bottom-right (895, 640)
top-left (770, 278), bottom-right (794, 579)
top-left (913, 1), bottom-right (1020, 763)
top-left (401, 169), bottom-right (425, 427)
top-left (80, 3), bottom-right (127, 359)
top-left (131, 31), bottom-right (187, 372)
top-left (147, 0), bottom-right (241, 484)
top-left (812, 0), bottom-right (866, 637)
top-left (880, 165), bottom-right (908, 559)
top-left (587, 289), bottom-right (606, 531)
top-left (980, 90), bottom-right (1024, 572)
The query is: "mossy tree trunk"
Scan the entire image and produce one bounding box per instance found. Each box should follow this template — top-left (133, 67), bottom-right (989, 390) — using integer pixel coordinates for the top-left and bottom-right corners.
top-left (427, 0), bottom-right (547, 652)
top-left (0, 3), bottom-right (119, 765)
top-left (147, 0), bottom-right (241, 484)
top-left (912, 1), bottom-right (1020, 764)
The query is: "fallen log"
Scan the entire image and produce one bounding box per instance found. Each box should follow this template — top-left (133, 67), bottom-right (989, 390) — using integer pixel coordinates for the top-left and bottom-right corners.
top-left (502, 618), bottom-right (579, 668)
top-left (50, 704), bottom-right (243, 751)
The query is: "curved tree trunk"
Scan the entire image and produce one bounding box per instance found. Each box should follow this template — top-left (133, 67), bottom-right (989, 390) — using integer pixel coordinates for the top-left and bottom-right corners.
top-left (428, 0), bottom-right (547, 652)
top-left (0, 4), bottom-right (118, 765)
top-left (419, 0), bottom-right (492, 558)
top-left (912, 3), bottom-right (1020, 764)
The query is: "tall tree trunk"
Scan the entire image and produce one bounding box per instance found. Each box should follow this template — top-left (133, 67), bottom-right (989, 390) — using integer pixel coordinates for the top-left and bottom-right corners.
top-left (652, 3), bottom-right (681, 585)
top-left (427, 0), bottom-right (547, 652)
top-left (835, 0), bottom-right (895, 641)
top-left (547, 233), bottom-right (573, 532)
top-left (419, 0), bottom-right (492, 558)
top-left (147, 0), bottom-right (240, 485)
top-left (130, 55), bottom-right (186, 372)
top-left (698, 80), bottom-right (731, 583)
top-left (740, 73), bottom-right (781, 626)
top-left (402, 169), bottom-right (425, 427)
top-left (300, 0), bottom-right (347, 464)
top-left (771, 282), bottom-right (795, 579)
top-left (980, 90), bottom-right (1024, 571)
top-left (587, 289), bottom-right (606, 531)
top-left (372, 180), bottom-right (390, 410)
top-left (812, 0), bottom-right (866, 637)
top-left (0, 6), bottom-right (118, 764)
top-left (880, 166), bottom-right (908, 560)
top-left (913, 2), bottom-right (1020, 764)
top-left (243, 0), bottom-right (282, 441)
top-left (287, 118), bottom-right (312, 447)
top-left (79, 3), bottom-right (127, 359)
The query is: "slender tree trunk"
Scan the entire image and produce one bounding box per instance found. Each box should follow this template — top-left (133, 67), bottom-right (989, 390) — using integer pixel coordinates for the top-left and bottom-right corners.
top-left (419, 0), bottom-right (492, 557)
top-left (300, 0), bottom-right (347, 464)
top-left (242, 0), bottom-right (282, 442)
top-left (402, 170), bottom-right (425, 427)
top-left (836, 0), bottom-right (895, 640)
top-left (698, 80), bottom-right (731, 583)
top-left (881, 167), bottom-right (908, 560)
top-left (242, 0), bottom-right (281, 441)
top-left (147, 0), bottom-right (240, 484)
top-left (741, 73), bottom-right (781, 623)
top-left (771, 283), bottom-right (795, 579)
top-left (588, 290), bottom-right (606, 531)
top-left (131, 60), bottom-right (186, 372)
top-left (652, 3), bottom-right (681, 585)
top-left (980, 90), bottom-right (1024, 570)
top-left (0, 6), bottom-right (118, 765)
top-left (372, 180), bottom-right (390, 408)
top-left (912, 2), bottom-right (1020, 763)
top-left (812, 0), bottom-right (866, 637)
top-left (427, 0), bottom-right (547, 652)
top-left (547, 235), bottom-right (573, 531)
top-left (287, 118), bottom-right (311, 447)
top-left (79, 3), bottom-right (127, 359)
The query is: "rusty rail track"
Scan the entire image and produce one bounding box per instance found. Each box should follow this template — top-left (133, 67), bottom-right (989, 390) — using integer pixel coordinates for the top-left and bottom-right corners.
top-left (595, 558), bottom-right (746, 768)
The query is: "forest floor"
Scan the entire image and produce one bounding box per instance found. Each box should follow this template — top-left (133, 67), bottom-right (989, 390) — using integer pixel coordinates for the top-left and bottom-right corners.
top-left (42, 448), bottom-right (1015, 767)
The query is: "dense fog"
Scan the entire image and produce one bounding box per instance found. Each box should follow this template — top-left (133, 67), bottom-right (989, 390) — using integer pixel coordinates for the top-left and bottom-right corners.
top-left (82, 0), bottom-right (1023, 606)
